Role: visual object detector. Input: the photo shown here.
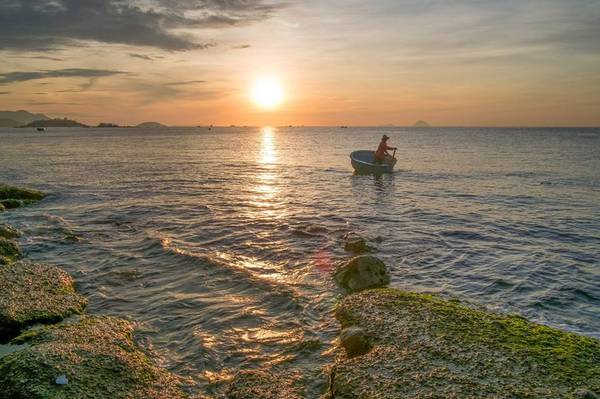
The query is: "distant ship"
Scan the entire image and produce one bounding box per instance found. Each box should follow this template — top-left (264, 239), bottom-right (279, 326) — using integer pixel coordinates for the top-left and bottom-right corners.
top-left (36, 127), bottom-right (45, 132)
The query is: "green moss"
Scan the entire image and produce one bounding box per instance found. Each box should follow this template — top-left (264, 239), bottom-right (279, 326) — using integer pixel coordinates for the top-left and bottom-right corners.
top-left (0, 316), bottom-right (186, 399)
top-left (0, 183), bottom-right (45, 201)
top-left (0, 224), bottom-right (22, 239)
top-left (0, 261), bottom-right (87, 341)
top-left (0, 238), bottom-right (22, 265)
top-left (0, 203), bottom-right (5, 212)
top-left (331, 288), bottom-right (600, 398)
top-left (227, 370), bottom-right (302, 399)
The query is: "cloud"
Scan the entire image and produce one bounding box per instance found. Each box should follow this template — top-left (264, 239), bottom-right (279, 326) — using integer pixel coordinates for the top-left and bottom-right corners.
top-left (0, 91), bottom-right (10, 95)
top-left (165, 80), bottom-right (207, 86)
top-left (0, 68), bottom-right (127, 85)
top-left (232, 44), bottom-right (251, 49)
top-left (0, 0), bottom-right (282, 51)
top-left (128, 53), bottom-right (164, 61)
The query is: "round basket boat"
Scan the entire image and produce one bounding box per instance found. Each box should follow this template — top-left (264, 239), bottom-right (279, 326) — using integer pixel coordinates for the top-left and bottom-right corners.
top-left (350, 150), bottom-right (397, 174)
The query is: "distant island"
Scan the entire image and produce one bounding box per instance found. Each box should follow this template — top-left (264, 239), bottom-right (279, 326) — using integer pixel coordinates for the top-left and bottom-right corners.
top-left (413, 120), bottom-right (431, 127)
top-left (21, 118), bottom-right (88, 128)
top-left (136, 122), bottom-right (167, 128)
top-left (0, 110), bottom-right (49, 126)
top-left (97, 122), bottom-right (121, 128)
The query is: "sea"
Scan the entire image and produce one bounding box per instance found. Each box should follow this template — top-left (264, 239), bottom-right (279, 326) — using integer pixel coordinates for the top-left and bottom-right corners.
top-left (1, 126), bottom-right (599, 396)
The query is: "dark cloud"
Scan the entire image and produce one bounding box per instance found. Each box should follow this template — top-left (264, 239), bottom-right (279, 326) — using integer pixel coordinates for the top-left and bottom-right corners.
top-left (232, 44), bottom-right (251, 49)
top-left (0, 0), bottom-right (281, 51)
top-left (165, 80), bottom-right (207, 86)
top-left (0, 91), bottom-right (10, 95)
top-left (128, 53), bottom-right (163, 61)
top-left (0, 68), bottom-right (127, 85)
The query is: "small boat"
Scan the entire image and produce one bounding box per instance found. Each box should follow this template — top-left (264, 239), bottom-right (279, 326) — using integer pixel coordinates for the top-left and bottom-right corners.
top-left (36, 127), bottom-right (45, 132)
top-left (350, 150), bottom-right (397, 174)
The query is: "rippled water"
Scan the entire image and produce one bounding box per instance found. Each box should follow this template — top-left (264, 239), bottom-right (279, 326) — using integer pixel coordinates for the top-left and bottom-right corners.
top-left (1, 126), bottom-right (599, 396)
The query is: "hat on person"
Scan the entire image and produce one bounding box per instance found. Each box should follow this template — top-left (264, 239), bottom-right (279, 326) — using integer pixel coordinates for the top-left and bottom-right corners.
top-left (382, 134), bottom-right (389, 140)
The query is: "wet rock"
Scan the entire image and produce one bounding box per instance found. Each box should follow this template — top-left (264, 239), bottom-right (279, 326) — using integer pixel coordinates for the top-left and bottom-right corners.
top-left (339, 326), bottom-right (371, 358)
top-left (0, 261), bottom-right (87, 341)
top-left (333, 255), bottom-right (390, 292)
top-left (0, 203), bottom-right (4, 212)
top-left (0, 183), bottom-right (45, 201)
top-left (0, 224), bottom-right (22, 239)
top-left (0, 199), bottom-right (24, 209)
top-left (0, 316), bottom-right (185, 399)
top-left (0, 183), bottom-right (45, 209)
top-left (330, 289), bottom-right (600, 398)
top-left (343, 233), bottom-right (372, 253)
top-left (227, 370), bottom-right (302, 399)
top-left (0, 237), bottom-right (22, 265)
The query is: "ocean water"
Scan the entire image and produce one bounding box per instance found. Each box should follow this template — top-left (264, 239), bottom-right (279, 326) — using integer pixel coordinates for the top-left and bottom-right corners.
top-left (1, 126), bottom-right (599, 396)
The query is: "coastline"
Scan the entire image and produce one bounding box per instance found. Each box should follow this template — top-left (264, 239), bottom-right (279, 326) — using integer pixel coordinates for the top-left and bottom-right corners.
top-left (1, 182), bottom-right (599, 398)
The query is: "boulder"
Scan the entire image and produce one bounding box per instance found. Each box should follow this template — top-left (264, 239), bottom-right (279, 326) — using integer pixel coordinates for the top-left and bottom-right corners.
top-left (333, 255), bottom-right (390, 292)
top-left (0, 316), bottom-right (185, 399)
top-left (339, 326), bottom-right (371, 358)
top-left (0, 223), bottom-right (22, 239)
top-left (227, 370), bottom-right (302, 399)
top-left (0, 261), bottom-right (87, 341)
top-left (0, 237), bottom-right (22, 265)
top-left (329, 289), bottom-right (600, 398)
top-left (0, 203), bottom-right (4, 212)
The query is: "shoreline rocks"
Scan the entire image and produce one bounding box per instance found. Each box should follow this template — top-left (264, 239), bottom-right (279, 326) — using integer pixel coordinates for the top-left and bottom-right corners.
top-left (329, 288), bottom-right (600, 398)
top-left (0, 316), bottom-right (185, 399)
top-left (0, 261), bottom-right (87, 342)
top-left (0, 237), bottom-right (22, 265)
top-left (343, 233), bottom-right (373, 254)
top-left (333, 255), bottom-right (390, 292)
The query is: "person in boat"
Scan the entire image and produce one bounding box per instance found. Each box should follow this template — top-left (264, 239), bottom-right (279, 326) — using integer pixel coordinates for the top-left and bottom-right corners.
top-left (374, 134), bottom-right (397, 164)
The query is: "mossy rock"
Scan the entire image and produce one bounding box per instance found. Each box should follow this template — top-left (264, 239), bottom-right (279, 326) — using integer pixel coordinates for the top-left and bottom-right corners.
top-left (330, 289), bottom-right (600, 398)
top-left (0, 183), bottom-right (45, 201)
top-left (0, 261), bottom-right (87, 341)
top-left (226, 370), bottom-right (302, 399)
top-left (0, 316), bottom-right (186, 399)
top-left (0, 237), bottom-right (22, 265)
top-left (0, 223), bottom-right (22, 239)
top-left (0, 203), bottom-right (5, 212)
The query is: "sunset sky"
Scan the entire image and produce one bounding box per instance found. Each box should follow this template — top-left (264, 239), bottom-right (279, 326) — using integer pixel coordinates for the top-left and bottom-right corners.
top-left (1, 0), bottom-right (599, 126)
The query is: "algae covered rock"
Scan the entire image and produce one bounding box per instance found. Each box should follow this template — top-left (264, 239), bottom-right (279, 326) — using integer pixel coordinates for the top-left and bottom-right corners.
top-left (0, 183), bottom-right (45, 209)
top-left (333, 255), bottom-right (390, 292)
top-left (0, 237), bottom-right (22, 265)
top-left (0, 203), bottom-right (4, 212)
top-left (0, 316), bottom-right (186, 399)
top-left (227, 370), bottom-right (302, 399)
top-left (0, 261), bottom-right (87, 341)
top-left (330, 288), bottom-right (600, 398)
top-left (0, 223), bottom-right (22, 239)
top-left (0, 183), bottom-right (45, 201)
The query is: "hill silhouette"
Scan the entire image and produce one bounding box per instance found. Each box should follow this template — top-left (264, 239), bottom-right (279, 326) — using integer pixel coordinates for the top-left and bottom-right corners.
top-left (0, 110), bottom-right (49, 125)
top-left (22, 118), bottom-right (88, 128)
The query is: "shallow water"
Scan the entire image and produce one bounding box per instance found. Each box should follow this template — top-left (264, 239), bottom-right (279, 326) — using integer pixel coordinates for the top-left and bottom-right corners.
top-left (1, 126), bottom-right (599, 396)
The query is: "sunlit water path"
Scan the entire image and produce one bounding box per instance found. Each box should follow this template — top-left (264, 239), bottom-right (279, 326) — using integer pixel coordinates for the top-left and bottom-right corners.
top-left (1, 126), bottom-right (599, 396)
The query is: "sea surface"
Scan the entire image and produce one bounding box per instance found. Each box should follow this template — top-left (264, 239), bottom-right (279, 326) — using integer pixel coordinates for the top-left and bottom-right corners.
top-left (1, 126), bottom-right (599, 396)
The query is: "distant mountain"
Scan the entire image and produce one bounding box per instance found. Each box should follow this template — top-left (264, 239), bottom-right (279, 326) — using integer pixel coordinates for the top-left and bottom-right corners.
top-left (413, 120), bottom-right (431, 127)
top-left (0, 118), bottom-right (21, 127)
top-left (0, 110), bottom-right (50, 125)
top-left (136, 121), bottom-right (167, 128)
top-left (97, 123), bottom-right (120, 128)
top-left (22, 118), bottom-right (88, 128)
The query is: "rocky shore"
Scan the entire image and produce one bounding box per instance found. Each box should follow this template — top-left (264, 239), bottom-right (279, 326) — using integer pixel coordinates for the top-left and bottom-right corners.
top-left (0, 183), bottom-right (186, 399)
top-left (1, 183), bottom-right (599, 398)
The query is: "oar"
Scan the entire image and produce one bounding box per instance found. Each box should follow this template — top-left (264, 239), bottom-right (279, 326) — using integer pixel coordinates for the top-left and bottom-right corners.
top-left (392, 148), bottom-right (397, 159)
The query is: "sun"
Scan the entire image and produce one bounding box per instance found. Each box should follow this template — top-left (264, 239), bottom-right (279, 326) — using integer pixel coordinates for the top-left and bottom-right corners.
top-left (251, 77), bottom-right (284, 109)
